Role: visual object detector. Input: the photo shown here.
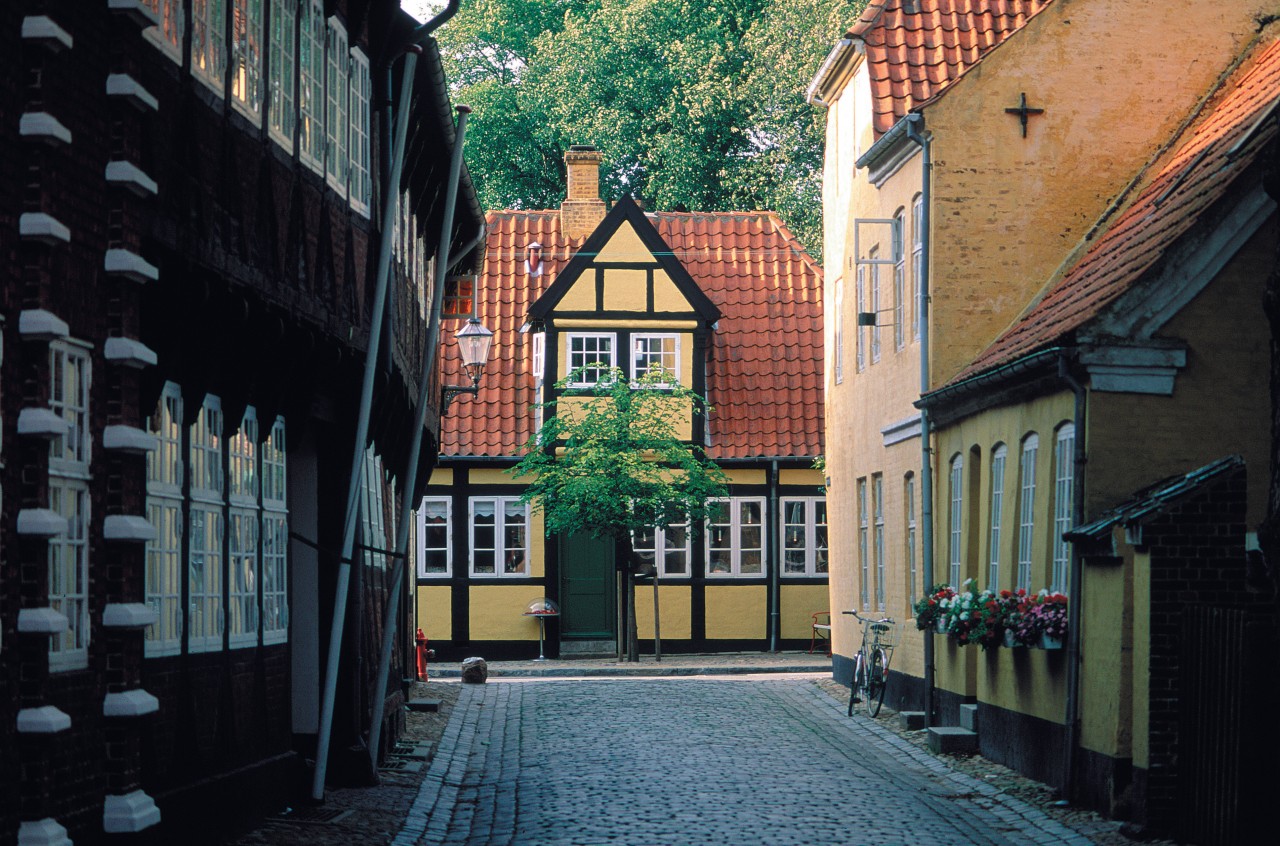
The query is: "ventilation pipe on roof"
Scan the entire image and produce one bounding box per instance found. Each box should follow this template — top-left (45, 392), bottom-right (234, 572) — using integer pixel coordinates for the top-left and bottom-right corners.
top-left (905, 112), bottom-right (936, 727)
top-left (313, 0), bottom-right (464, 802)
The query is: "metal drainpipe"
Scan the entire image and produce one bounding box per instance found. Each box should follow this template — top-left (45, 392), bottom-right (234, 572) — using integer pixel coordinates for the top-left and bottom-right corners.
top-left (366, 106), bottom-right (474, 771)
top-left (1058, 351), bottom-right (1087, 800)
top-left (905, 113), bottom-right (936, 726)
top-left (312, 0), bottom-right (461, 801)
top-left (769, 459), bottom-right (780, 653)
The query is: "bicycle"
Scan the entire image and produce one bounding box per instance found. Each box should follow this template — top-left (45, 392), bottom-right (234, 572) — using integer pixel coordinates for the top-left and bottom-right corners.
top-left (842, 610), bottom-right (899, 718)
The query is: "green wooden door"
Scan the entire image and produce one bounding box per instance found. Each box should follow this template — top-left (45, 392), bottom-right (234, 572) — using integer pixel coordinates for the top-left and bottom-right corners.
top-left (560, 533), bottom-right (615, 638)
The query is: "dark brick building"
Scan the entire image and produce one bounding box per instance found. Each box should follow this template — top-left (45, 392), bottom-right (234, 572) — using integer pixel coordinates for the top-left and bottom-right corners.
top-left (0, 1), bottom-right (484, 842)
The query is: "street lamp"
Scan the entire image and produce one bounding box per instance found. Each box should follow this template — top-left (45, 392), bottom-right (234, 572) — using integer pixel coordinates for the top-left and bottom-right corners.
top-left (441, 316), bottom-right (494, 410)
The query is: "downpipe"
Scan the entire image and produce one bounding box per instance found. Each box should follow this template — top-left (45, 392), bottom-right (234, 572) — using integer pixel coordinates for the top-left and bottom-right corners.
top-left (1059, 352), bottom-right (1087, 800)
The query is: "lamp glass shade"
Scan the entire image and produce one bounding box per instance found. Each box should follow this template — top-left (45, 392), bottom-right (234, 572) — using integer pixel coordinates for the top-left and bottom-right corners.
top-left (455, 317), bottom-right (494, 382)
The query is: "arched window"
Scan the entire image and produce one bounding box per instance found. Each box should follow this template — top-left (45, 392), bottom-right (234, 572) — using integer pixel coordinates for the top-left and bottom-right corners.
top-left (1016, 434), bottom-right (1040, 590)
top-left (988, 444), bottom-right (1008, 589)
top-left (1052, 423), bottom-right (1076, 593)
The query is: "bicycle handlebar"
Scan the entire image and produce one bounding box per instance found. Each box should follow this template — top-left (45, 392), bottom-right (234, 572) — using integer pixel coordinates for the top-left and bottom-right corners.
top-left (842, 609), bottom-right (895, 625)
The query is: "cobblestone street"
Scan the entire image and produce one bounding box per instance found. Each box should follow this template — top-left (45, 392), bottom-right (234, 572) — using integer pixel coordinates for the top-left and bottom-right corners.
top-left (393, 677), bottom-right (1101, 846)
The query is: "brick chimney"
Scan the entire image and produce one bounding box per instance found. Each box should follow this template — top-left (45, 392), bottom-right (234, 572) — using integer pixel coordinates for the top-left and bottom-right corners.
top-left (561, 145), bottom-right (606, 239)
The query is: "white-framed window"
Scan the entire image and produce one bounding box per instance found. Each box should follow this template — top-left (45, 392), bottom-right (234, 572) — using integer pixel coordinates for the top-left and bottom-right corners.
top-left (143, 0), bottom-right (185, 60)
top-left (632, 333), bottom-right (680, 385)
top-left (189, 397), bottom-right (225, 653)
top-left (1052, 424), bottom-right (1075, 593)
top-left (349, 47), bottom-right (372, 215)
top-left (532, 331), bottom-right (546, 385)
top-left (325, 16), bottom-right (349, 194)
top-left (1017, 434), bottom-right (1039, 590)
top-left (706, 497), bottom-right (765, 577)
top-left (193, 0), bottom-right (228, 95)
top-left (261, 416), bottom-right (288, 645)
top-left (48, 479), bottom-right (89, 670)
top-left (298, 0), bottom-right (325, 172)
top-left (228, 508), bottom-right (259, 648)
top-left (146, 383), bottom-right (184, 656)
top-left (855, 264), bottom-right (866, 371)
top-left (567, 333), bottom-right (616, 386)
top-left (470, 497), bottom-right (529, 577)
top-left (911, 194), bottom-right (923, 340)
top-left (49, 342), bottom-right (91, 477)
top-left (873, 474), bottom-right (885, 610)
top-left (905, 473), bottom-right (917, 610)
top-left (893, 210), bottom-right (905, 350)
top-left (781, 497), bottom-right (827, 577)
top-left (267, 0), bottom-right (297, 148)
top-left (857, 479), bottom-right (869, 608)
top-left (948, 454), bottom-right (964, 588)
top-left (870, 247), bottom-right (881, 363)
top-left (633, 522), bottom-right (690, 577)
top-left (418, 497), bottom-right (452, 578)
top-left (231, 0), bottom-right (264, 121)
top-left (228, 408), bottom-right (259, 506)
top-left (988, 444), bottom-right (1007, 590)
top-left (360, 447), bottom-right (388, 570)
top-left (833, 277), bottom-right (844, 385)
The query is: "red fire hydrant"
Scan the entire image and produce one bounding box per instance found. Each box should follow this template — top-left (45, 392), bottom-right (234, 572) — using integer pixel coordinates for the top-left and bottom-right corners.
top-left (415, 628), bottom-right (434, 681)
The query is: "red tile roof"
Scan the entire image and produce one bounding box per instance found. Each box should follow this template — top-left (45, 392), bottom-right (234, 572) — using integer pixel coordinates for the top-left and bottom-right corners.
top-left (955, 37), bottom-right (1280, 382)
top-left (853, 0), bottom-right (1054, 137)
top-left (438, 210), bottom-right (825, 461)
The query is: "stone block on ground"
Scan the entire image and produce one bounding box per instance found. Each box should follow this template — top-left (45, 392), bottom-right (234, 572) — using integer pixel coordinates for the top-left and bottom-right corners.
top-left (461, 657), bottom-right (489, 684)
top-left (406, 698), bottom-right (441, 713)
top-left (928, 726), bottom-right (978, 754)
top-left (898, 711), bottom-right (927, 731)
top-left (959, 703), bottom-right (979, 733)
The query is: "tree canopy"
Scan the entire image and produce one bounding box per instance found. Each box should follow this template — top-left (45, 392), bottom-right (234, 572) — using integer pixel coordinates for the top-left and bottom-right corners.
top-left (437, 0), bottom-right (868, 259)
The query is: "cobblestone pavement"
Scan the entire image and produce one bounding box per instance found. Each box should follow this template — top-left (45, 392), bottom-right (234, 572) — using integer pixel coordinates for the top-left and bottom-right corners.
top-left (395, 677), bottom-right (1105, 846)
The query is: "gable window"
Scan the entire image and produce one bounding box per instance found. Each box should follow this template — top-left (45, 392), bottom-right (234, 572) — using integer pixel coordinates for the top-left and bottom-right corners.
top-left (298, 0), bottom-right (325, 172)
top-left (857, 479), bottom-right (869, 608)
top-left (261, 417), bottom-right (288, 644)
top-left (948, 454), bottom-right (964, 587)
top-left (1052, 424), bottom-right (1075, 593)
top-left (911, 194), bottom-right (923, 340)
top-left (567, 333), bottom-right (616, 386)
top-left (632, 334), bottom-right (679, 385)
top-left (418, 497), bottom-right (452, 577)
top-left (267, 0), bottom-right (297, 147)
top-left (443, 275), bottom-right (476, 317)
top-left (833, 277), bottom-right (844, 384)
top-left (988, 444), bottom-right (1007, 590)
top-left (633, 522), bottom-right (690, 577)
top-left (781, 497), bottom-right (828, 577)
top-left (146, 383), bottom-right (184, 657)
top-left (189, 397), bottom-right (225, 653)
top-left (905, 473), bottom-right (917, 609)
top-left (706, 498), bottom-right (764, 577)
top-left (873, 474), bottom-right (885, 610)
top-left (325, 16), bottom-right (349, 194)
top-left (49, 341), bottom-right (91, 671)
top-left (893, 210), bottom-right (906, 350)
top-left (192, 0), bottom-right (228, 95)
top-left (231, 0), bottom-right (264, 121)
top-left (1016, 434), bottom-right (1039, 590)
top-left (349, 48), bottom-right (372, 215)
top-left (470, 497), bottom-right (528, 576)
top-left (143, 0), bottom-right (185, 60)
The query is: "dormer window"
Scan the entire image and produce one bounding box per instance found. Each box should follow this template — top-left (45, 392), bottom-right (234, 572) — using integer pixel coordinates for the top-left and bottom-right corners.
top-left (443, 274), bottom-right (476, 318)
top-left (567, 333), bottom-right (615, 386)
top-left (632, 333), bottom-right (680, 386)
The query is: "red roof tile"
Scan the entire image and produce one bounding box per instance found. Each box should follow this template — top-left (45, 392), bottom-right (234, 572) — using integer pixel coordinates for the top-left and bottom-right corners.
top-left (439, 210), bottom-right (825, 461)
top-left (955, 37), bottom-right (1280, 382)
top-left (854, 0), bottom-right (1054, 137)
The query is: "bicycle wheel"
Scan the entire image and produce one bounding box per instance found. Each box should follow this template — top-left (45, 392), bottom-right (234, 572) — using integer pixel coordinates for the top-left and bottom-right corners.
top-left (864, 648), bottom-right (888, 718)
top-left (847, 653), bottom-right (865, 717)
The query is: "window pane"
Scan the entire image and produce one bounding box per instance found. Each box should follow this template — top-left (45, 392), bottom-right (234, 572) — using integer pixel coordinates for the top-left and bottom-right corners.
top-left (739, 551), bottom-right (762, 574)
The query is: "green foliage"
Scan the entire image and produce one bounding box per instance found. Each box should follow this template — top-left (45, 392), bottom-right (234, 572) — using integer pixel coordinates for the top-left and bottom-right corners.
top-left (509, 368), bottom-right (729, 546)
top-left (438, 0), bottom-right (869, 257)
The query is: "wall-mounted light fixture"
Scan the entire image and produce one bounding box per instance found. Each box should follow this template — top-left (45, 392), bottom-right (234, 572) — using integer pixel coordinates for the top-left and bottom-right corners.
top-left (857, 309), bottom-right (896, 327)
top-left (441, 316), bottom-right (494, 411)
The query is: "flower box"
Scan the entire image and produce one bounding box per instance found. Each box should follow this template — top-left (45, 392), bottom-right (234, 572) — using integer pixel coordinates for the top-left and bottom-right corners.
top-left (1003, 629), bottom-right (1020, 648)
top-left (935, 617), bottom-right (948, 634)
top-left (1039, 633), bottom-right (1064, 650)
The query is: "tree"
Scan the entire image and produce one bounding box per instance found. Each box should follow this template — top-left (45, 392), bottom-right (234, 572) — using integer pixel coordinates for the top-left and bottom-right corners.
top-left (509, 368), bottom-right (728, 660)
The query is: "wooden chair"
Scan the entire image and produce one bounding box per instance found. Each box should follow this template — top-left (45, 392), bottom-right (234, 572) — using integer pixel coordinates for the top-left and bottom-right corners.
top-left (809, 611), bottom-right (832, 656)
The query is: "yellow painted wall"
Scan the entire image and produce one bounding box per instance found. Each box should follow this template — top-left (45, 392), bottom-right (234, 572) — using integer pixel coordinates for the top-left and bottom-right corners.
top-left (724, 468), bottom-right (766, 485)
top-left (705, 585), bottom-right (767, 639)
top-left (1079, 540), bottom-right (1134, 760)
top-left (596, 221), bottom-right (649, 262)
top-left (976, 643), bottom-right (1068, 724)
top-left (602, 268), bottom-right (648, 311)
top-left (634, 585), bottom-right (692, 639)
top-left (469, 468), bottom-right (515, 486)
top-left (779, 468), bottom-right (824, 487)
top-left (653, 271), bottom-right (682, 309)
top-left (558, 274), bottom-right (596, 311)
top-left (1133, 550), bottom-right (1151, 771)
top-left (416, 585), bottom-right (452, 641)
top-left (468, 586), bottom-right (547, 640)
top-left (428, 468), bottom-right (454, 486)
top-left (780, 584), bottom-right (834, 639)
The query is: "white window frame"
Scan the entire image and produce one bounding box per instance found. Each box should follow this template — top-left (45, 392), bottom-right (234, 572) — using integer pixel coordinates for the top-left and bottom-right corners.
top-left (855, 264), bottom-right (866, 372)
top-left (228, 407), bottom-right (259, 507)
top-left (143, 0), bottom-right (185, 61)
top-left (261, 416), bottom-right (288, 645)
top-left (267, 0), bottom-right (297, 148)
top-left (188, 397), bottom-right (226, 653)
top-left (633, 521), bottom-right (691, 577)
top-left (418, 496), bottom-right (453, 578)
top-left (857, 479), bottom-right (869, 608)
top-left (360, 447), bottom-right (388, 571)
top-left (873, 475), bottom-right (885, 610)
top-left (833, 277), bottom-right (844, 385)
top-left (705, 497), bottom-right (766, 578)
top-left (324, 16), bottom-right (349, 194)
top-left (893, 210), bottom-right (905, 350)
top-left (1052, 424), bottom-right (1075, 594)
top-left (192, 0), bottom-right (228, 96)
top-left (469, 497), bottom-right (530, 578)
top-left (227, 507), bottom-right (260, 648)
top-left (988, 444), bottom-right (1007, 590)
top-left (780, 497), bottom-right (828, 578)
top-left (911, 195), bottom-right (923, 340)
top-left (631, 333), bottom-right (680, 386)
top-left (1017, 434), bottom-right (1040, 591)
top-left (949, 454), bottom-right (964, 588)
top-left (49, 342), bottom-right (91, 478)
top-left (146, 383), bottom-right (184, 657)
top-left (48, 479), bottom-right (90, 671)
top-left (231, 0), bottom-right (264, 122)
top-left (532, 331), bottom-right (546, 386)
top-left (349, 47), bottom-right (372, 216)
top-left (869, 247), bottom-right (881, 363)
top-left (566, 333), bottom-right (616, 387)
top-left (298, 0), bottom-right (325, 172)
top-left (905, 473), bottom-right (917, 610)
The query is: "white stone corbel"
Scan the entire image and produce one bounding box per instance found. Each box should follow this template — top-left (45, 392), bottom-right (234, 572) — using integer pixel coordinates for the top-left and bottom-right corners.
top-left (21, 17), bottom-right (74, 52)
top-left (18, 310), bottom-right (69, 341)
top-left (107, 0), bottom-right (160, 28)
top-left (103, 515), bottom-right (156, 542)
top-left (103, 789), bottom-right (161, 833)
top-left (17, 408), bottom-right (70, 440)
top-left (103, 425), bottom-right (158, 454)
top-left (104, 248), bottom-right (159, 283)
top-left (106, 74), bottom-right (158, 111)
top-left (17, 705), bottom-right (72, 734)
top-left (17, 817), bottom-right (73, 846)
top-left (17, 608), bottom-right (69, 635)
top-left (17, 509), bottom-right (68, 538)
top-left (104, 689), bottom-right (160, 718)
top-left (105, 161), bottom-right (158, 197)
top-left (19, 113), bottom-right (72, 146)
top-left (19, 213), bottom-right (71, 245)
top-left (103, 602), bottom-right (158, 629)
top-left (104, 336), bottom-right (158, 368)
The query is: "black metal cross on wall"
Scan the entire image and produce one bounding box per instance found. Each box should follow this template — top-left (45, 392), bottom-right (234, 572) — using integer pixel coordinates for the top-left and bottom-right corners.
top-left (1005, 92), bottom-right (1045, 138)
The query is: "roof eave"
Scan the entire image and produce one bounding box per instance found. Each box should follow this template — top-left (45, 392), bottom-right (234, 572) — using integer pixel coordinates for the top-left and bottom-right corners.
top-left (806, 38), bottom-right (865, 107)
